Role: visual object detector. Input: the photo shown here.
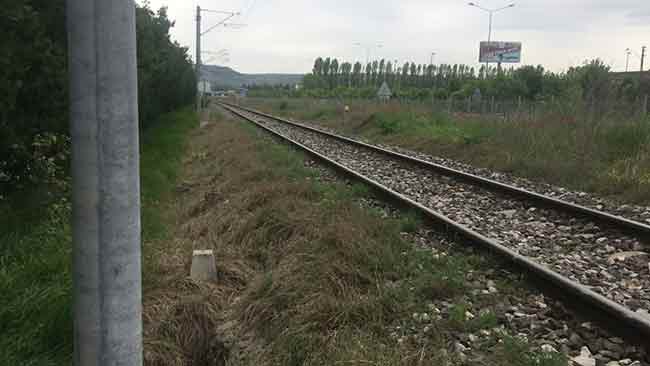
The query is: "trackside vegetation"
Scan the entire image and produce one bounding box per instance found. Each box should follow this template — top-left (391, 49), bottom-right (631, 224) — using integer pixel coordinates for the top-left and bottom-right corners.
top-left (141, 109), bottom-right (568, 365)
top-left (249, 98), bottom-right (650, 203)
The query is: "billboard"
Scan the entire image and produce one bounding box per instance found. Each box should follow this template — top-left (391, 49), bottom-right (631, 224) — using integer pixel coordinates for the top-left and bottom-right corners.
top-left (479, 42), bottom-right (522, 63)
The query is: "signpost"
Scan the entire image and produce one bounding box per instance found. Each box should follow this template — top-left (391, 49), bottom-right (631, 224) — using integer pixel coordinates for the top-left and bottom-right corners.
top-left (479, 41), bottom-right (522, 63)
top-left (377, 81), bottom-right (392, 102)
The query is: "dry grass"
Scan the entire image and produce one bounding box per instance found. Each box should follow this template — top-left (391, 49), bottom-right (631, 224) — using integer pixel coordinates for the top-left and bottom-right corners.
top-left (142, 104), bottom-right (567, 366)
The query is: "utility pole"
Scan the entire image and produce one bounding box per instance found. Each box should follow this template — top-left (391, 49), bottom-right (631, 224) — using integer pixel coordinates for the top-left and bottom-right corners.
top-left (67, 1), bottom-right (142, 365)
top-left (626, 48), bottom-right (632, 72)
top-left (196, 6), bottom-right (202, 71)
top-left (195, 7), bottom-right (240, 110)
top-left (641, 46), bottom-right (646, 73)
top-left (196, 6), bottom-right (202, 110)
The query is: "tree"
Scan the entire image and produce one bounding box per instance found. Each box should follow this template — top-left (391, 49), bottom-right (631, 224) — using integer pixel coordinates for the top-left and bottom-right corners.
top-left (341, 62), bottom-right (352, 87)
top-left (1, 1), bottom-right (197, 195)
top-left (352, 62), bottom-right (362, 87)
top-left (313, 57), bottom-right (324, 76)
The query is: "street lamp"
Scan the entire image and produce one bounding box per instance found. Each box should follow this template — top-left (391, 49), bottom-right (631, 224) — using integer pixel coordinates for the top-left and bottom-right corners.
top-left (430, 52), bottom-right (437, 65)
top-left (469, 2), bottom-right (515, 71)
top-left (354, 42), bottom-right (383, 65)
top-left (468, 2), bottom-right (515, 44)
top-left (626, 48), bottom-right (632, 72)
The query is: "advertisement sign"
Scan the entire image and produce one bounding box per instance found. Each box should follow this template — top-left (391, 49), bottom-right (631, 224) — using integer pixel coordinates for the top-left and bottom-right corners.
top-left (479, 42), bottom-right (522, 63)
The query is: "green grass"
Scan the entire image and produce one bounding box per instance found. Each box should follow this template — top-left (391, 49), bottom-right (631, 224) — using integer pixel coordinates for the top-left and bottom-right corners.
top-left (0, 107), bottom-right (197, 365)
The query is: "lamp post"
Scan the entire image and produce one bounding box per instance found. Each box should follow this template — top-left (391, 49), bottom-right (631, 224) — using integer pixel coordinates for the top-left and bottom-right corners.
top-left (430, 52), bottom-right (436, 65)
top-left (468, 2), bottom-right (515, 71)
top-left (626, 48), bottom-right (632, 72)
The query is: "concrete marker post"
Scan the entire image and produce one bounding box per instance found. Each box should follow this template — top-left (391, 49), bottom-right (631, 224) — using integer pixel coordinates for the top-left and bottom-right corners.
top-left (67, 0), bottom-right (142, 364)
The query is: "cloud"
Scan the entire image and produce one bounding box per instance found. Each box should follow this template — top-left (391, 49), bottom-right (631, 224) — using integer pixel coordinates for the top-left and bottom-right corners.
top-left (144, 0), bottom-right (650, 73)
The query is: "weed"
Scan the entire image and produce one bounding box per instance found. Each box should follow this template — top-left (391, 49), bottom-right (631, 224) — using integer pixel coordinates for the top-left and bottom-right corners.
top-left (495, 335), bottom-right (568, 366)
top-left (468, 309), bottom-right (499, 331)
top-left (399, 210), bottom-right (422, 233)
top-left (350, 182), bottom-right (371, 197)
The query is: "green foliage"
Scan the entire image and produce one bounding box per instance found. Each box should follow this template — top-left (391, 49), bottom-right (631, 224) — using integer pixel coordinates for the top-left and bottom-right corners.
top-left (0, 1), bottom-right (196, 196)
top-left (0, 0), bottom-right (68, 194)
top-left (136, 6), bottom-right (197, 129)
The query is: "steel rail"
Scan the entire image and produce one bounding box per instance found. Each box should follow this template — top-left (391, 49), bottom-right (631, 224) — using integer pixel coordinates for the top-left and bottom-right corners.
top-left (221, 102), bottom-right (650, 346)
top-left (222, 101), bottom-right (650, 242)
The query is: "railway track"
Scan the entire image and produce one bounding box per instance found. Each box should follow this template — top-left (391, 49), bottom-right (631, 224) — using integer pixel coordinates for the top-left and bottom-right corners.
top-left (219, 101), bottom-right (650, 349)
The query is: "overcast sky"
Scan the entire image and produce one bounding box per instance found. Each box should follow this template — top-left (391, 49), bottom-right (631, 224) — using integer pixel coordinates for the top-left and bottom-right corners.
top-left (143, 0), bottom-right (650, 74)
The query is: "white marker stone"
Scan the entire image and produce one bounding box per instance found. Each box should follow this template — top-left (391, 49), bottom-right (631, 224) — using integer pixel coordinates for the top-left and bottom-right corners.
top-left (190, 250), bottom-right (217, 281)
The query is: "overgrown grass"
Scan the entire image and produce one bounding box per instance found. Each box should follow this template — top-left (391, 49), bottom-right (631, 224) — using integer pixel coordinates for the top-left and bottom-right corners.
top-left (170, 108), bottom-right (569, 365)
top-left (0, 107), bottom-right (197, 365)
top-left (249, 98), bottom-right (650, 203)
top-left (140, 108), bottom-right (198, 282)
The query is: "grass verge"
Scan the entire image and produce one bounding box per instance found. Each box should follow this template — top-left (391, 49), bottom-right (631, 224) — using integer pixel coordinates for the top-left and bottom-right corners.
top-left (0, 107), bottom-right (197, 365)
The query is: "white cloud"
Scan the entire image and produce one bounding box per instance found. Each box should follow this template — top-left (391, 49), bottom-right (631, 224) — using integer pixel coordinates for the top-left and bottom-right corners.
top-left (142, 0), bottom-right (650, 73)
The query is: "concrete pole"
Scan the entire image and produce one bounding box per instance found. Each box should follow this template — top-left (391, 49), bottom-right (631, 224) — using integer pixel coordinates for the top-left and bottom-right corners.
top-left (641, 46), bottom-right (646, 74)
top-left (67, 0), bottom-right (142, 365)
top-left (196, 6), bottom-right (202, 111)
top-left (196, 6), bottom-right (202, 72)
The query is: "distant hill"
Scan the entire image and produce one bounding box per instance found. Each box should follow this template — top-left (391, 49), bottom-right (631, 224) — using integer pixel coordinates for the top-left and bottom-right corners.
top-left (200, 65), bottom-right (304, 88)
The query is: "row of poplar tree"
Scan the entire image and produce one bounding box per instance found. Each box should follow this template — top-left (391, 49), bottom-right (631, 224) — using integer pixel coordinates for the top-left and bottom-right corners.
top-left (300, 56), bottom-right (648, 103)
top-left (304, 56), bottom-right (498, 90)
top-left (1, 2), bottom-right (197, 196)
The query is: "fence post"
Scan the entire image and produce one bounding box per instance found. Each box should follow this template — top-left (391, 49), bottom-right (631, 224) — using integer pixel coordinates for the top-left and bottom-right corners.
top-left (490, 96), bottom-right (495, 114)
top-left (643, 94), bottom-right (648, 117)
top-left (466, 96), bottom-right (471, 113)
